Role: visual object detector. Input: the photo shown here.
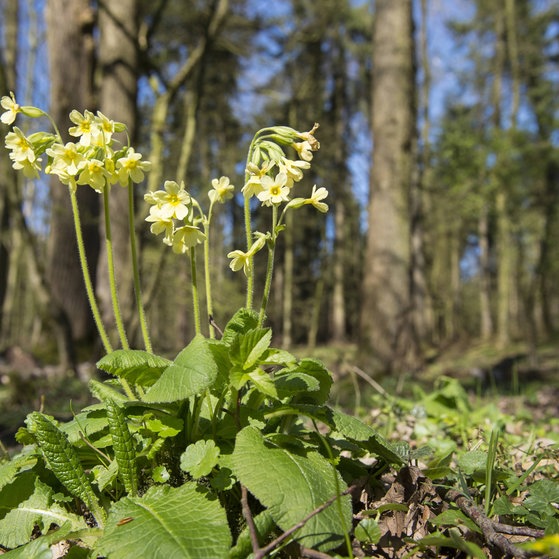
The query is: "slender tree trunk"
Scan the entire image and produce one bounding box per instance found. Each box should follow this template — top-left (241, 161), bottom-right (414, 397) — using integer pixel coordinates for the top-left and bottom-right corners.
top-left (410, 0), bottom-right (432, 349)
top-left (492, 4), bottom-right (513, 348)
top-left (478, 204), bottom-right (493, 339)
top-left (0, 0), bottom-right (18, 342)
top-left (46, 0), bottom-right (98, 361)
top-left (96, 0), bottom-right (139, 342)
top-left (360, 0), bottom-right (416, 371)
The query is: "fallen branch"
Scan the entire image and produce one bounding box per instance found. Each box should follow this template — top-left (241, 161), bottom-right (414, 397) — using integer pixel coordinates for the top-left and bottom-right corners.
top-left (445, 489), bottom-right (530, 559)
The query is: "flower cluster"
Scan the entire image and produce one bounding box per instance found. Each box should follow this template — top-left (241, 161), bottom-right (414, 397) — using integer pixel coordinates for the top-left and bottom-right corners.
top-left (144, 175), bottom-right (235, 255)
top-left (2, 93), bottom-right (151, 190)
top-left (225, 123), bottom-right (328, 275)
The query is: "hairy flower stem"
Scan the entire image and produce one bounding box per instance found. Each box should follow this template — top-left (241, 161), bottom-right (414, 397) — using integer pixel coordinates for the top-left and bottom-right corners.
top-left (69, 187), bottom-right (113, 354)
top-left (243, 136), bottom-right (258, 310)
top-left (190, 246), bottom-right (202, 336)
top-left (243, 193), bottom-right (254, 310)
top-left (102, 185), bottom-right (129, 350)
top-left (258, 205), bottom-right (277, 327)
top-left (128, 181), bottom-right (152, 352)
top-left (203, 208), bottom-right (215, 339)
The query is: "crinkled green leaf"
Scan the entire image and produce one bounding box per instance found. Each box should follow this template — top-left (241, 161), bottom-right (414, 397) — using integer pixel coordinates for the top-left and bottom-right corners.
top-left (231, 426), bottom-right (352, 552)
top-left (221, 308), bottom-right (259, 346)
top-left (25, 413), bottom-right (106, 527)
top-left (0, 477), bottom-right (86, 549)
top-left (143, 335), bottom-right (219, 403)
top-left (97, 350), bottom-right (172, 387)
top-left (95, 484), bottom-right (231, 559)
top-left (88, 379), bottom-right (128, 403)
top-left (230, 328), bottom-right (272, 370)
top-left (180, 440), bottom-right (220, 479)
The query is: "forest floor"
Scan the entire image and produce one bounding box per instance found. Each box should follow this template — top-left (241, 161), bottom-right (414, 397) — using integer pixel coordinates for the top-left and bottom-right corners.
top-left (1, 340), bottom-right (558, 557)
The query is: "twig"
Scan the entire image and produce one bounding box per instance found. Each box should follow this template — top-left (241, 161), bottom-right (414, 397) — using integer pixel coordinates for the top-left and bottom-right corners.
top-left (241, 484), bottom-right (261, 555)
top-left (301, 547), bottom-right (334, 558)
top-left (446, 489), bottom-right (530, 559)
top-left (253, 483), bottom-right (359, 559)
top-left (493, 522), bottom-right (545, 538)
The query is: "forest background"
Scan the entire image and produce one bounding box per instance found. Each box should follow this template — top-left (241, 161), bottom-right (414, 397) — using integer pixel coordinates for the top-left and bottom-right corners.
top-left (0, 0), bottom-right (558, 379)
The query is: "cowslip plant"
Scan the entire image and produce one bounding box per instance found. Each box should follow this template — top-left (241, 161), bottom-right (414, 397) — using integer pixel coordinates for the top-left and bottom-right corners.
top-left (0, 94), bottom-right (404, 558)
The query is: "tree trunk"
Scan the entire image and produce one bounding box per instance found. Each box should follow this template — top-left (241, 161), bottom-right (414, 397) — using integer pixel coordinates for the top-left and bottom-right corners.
top-left (96, 0), bottom-right (139, 344)
top-left (0, 0), bottom-right (18, 341)
top-left (360, 0), bottom-right (416, 371)
top-left (45, 0), bottom-right (98, 353)
top-left (478, 204), bottom-right (493, 339)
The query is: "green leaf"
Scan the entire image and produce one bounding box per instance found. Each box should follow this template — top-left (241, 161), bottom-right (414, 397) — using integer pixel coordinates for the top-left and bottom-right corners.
top-left (231, 426), bottom-right (352, 552)
top-left (291, 359), bottom-right (332, 404)
top-left (0, 452), bottom-right (37, 492)
top-left (106, 400), bottom-right (138, 496)
top-left (417, 529), bottom-right (486, 559)
top-left (143, 335), bottom-right (219, 403)
top-left (457, 450), bottom-right (487, 476)
top-left (88, 379), bottom-right (128, 403)
top-left (25, 413), bottom-right (106, 527)
top-left (221, 308), bottom-right (259, 346)
top-left (524, 480), bottom-right (559, 514)
top-left (329, 408), bottom-right (404, 464)
top-left (180, 440), bottom-right (220, 479)
top-left (0, 477), bottom-right (86, 549)
top-left (95, 484), bottom-right (231, 559)
top-left (247, 367), bottom-right (278, 398)
top-left (431, 509), bottom-right (481, 534)
top-left (97, 350), bottom-right (172, 387)
top-left (274, 371), bottom-right (320, 399)
top-left (229, 328), bottom-right (272, 370)
top-left (354, 518), bottom-right (382, 544)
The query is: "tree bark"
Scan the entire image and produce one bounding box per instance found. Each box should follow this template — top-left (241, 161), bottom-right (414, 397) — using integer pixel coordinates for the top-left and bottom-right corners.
top-left (0, 0), bottom-right (18, 341)
top-left (46, 0), bottom-right (98, 351)
top-left (360, 0), bottom-right (416, 371)
top-left (96, 0), bottom-right (139, 343)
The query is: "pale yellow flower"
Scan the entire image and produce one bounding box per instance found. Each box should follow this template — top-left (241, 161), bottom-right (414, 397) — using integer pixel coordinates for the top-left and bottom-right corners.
top-left (77, 158), bottom-right (110, 192)
top-left (242, 160), bottom-right (275, 198)
top-left (116, 147), bottom-right (151, 185)
top-left (12, 156), bottom-right (42, 179)
top-left (145, 206), bottom-right (174, 245)
top-left (209, 176), bottom-right (234, 204)
top-left (172, 225), bottom-right (206, 254)
top-left (278, 157), bottom-right (310, 186)
top-left (5, 127), bottom-right (36, 162)
top-left (69, 109), bottom-right (96, 146)
top-left (46, 142), bottom-right (86, 176)
top-left (93, 111), bottom-right (115, 145)
top-left (257, 172), bottom-right (290, 206)
top-left (1, 92), bottom-right (20, 125)
top-left (145, 180), bottom-right (190, 220)
top-left (47, 166), bottom-right (78, 191)
top-left (227, 249), bottom-right (252, 276)
top-left (307, 185), bottom-right (329, 213)
top-left (293, 140), bottom-right (315, 162)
